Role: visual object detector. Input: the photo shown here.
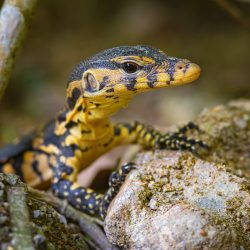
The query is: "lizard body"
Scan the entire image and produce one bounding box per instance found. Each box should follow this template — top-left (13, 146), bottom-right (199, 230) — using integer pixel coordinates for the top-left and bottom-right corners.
top-left (0, 45), bottom-right (204, 218)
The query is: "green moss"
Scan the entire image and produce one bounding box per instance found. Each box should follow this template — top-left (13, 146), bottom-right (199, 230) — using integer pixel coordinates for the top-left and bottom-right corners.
top-left (27, 198), bottom-right (87, 249)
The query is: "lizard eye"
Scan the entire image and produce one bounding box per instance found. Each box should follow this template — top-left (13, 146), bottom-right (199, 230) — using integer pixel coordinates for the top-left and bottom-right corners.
top-left (121, 62), bottom-right (139, 74)
top-left (83, 72), bottom-right (99, 92)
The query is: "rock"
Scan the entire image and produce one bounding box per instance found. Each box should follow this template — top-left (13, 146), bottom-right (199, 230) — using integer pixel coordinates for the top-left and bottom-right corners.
top-left (33, 234), bottom-right (46, 249)
top-left (33, 209), bottom-right (42, 219)
top-left (104, 100), bottom-right (250, 250)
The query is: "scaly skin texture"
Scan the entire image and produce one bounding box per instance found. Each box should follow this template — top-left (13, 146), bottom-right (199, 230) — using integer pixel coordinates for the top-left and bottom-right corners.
top-left (0, 45), bottom-right (205, 218)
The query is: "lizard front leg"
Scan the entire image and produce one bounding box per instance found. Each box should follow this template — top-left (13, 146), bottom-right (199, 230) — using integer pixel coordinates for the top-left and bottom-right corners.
top-left (113, 121), bottom-right (207, 152)
top-left (99, 162), bottom-right (136, 218)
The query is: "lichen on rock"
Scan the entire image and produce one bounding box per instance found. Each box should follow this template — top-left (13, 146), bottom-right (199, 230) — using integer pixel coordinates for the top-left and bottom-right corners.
top-left (104, 100), bottom-right (250, 250)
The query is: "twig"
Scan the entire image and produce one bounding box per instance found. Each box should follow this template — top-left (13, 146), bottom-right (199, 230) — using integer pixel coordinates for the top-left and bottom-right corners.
top-left (28, 187), bottom-right (119, 250)
top-left (7, 184), bottom-right (34, 250)
top-left (0, 0), bottom-right (37, 101)
top-left (236, 0), bottom-right (250, 3)
top-left (213, 0), bottom-right (250, 29)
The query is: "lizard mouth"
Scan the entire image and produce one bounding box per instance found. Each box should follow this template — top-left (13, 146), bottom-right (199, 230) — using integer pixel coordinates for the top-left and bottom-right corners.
top-left (134, 63), bottom-right (201, 90)
top-left (167, 69), bottom-right (201, 86)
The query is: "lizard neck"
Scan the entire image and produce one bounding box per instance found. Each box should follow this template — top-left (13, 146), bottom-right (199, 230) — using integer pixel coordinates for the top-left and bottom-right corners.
top-left (55, 95), bottom-right (130, 137)
top-left (82, 95), bottom-right (133, 122)
top-left (55, 92), bottom-right (133, 138)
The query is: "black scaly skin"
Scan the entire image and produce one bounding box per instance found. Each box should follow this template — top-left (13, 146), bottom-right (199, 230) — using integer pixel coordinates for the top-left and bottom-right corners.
top-left (0, 45), bottom-right (207, 218)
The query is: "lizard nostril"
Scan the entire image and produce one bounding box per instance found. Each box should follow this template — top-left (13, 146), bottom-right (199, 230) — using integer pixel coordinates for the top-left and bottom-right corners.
top-left (175, 62), bottom-right (186, 72)
top-left (176, 62), bottom-right (185, 71)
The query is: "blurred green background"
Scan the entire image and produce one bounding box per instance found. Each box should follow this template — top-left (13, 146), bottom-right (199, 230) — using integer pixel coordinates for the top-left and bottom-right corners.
top-left (0, 0), bottom-right (249, 145)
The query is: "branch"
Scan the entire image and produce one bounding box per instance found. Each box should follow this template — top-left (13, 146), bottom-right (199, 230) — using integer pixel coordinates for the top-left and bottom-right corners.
top-left (0, 0), bottom-right (37, 101)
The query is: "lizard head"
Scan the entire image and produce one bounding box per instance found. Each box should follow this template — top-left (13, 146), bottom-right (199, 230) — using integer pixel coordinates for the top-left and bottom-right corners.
top-left (66, 45), bottom-right (201, 117)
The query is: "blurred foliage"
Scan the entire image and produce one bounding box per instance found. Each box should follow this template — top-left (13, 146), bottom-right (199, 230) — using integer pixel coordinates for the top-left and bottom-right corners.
top-left (0, 0), bottom-right (249, 144)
